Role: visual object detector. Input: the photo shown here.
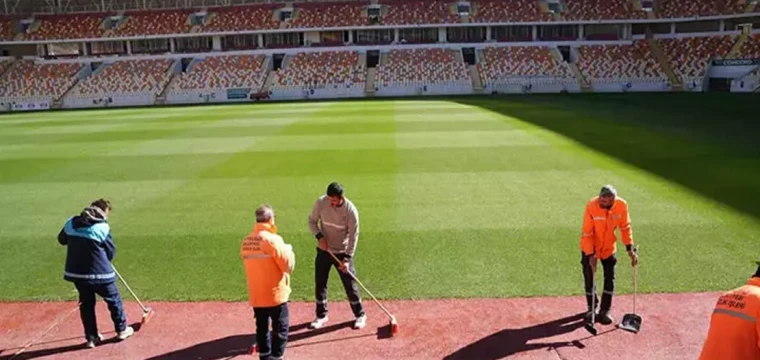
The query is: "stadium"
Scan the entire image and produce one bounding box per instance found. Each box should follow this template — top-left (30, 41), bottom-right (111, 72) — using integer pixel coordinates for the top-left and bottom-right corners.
top-left (1, 0), bottom-right (759, 359)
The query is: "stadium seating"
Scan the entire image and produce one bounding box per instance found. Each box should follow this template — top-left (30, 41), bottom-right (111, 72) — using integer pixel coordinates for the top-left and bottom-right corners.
top-left (736, 34), bottom-right (760, 59)
top-left (375, 48), bottom-right (470, 87)
top-left (291, 2), bottom-right (369, 28)
top-left (477, 46), bottom-right (574, 86)
top-left (26, 13), bottom-right (106, 40)
top-left (562, 0), bottom-right (647, 20)
top-left (659, 0), bottom-right (747, 18)
top-left (1, 17), bottom-right (16, 40)
top-left (658, 36), bottom-right (734, 81)
top-left (469, 0), bottom-right (552, 22)
top-left (70, 59), bottom-right (173, 96)
top-left (0, 59), bottom-right (12, 75)
top-left (169, 55), bottom-right (268, 91)
top-left (203, 5), bottom-right (280, 32)
top-left (380, 0), bottom-right (458, 25)
top-left (110, 10), bottom-right (192, 37)
top-left (0, 60), bottom-right (82, 100)
top-left (270, 51), bottom-right (365, 90)
top-left (576, 41), bottom-right (667, 82)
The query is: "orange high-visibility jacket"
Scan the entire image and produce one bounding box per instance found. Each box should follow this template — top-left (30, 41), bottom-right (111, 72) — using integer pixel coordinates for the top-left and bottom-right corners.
top-left (579, 196), bottom-right (633, 259)
top-left (241, 222), bottom-right (295, 308)
top-left (698, 277), bottom-right (760, 360)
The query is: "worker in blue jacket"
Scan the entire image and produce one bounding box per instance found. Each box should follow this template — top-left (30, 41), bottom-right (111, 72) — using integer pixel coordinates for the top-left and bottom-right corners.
top-left (58, 198), bottom-right (134, 348)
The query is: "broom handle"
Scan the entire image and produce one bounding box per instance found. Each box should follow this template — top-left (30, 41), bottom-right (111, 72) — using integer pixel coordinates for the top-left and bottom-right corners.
top-left (113, 265), bottom-right (148, 312)
top-left (632, 245), bottom-right (639, 314)
top-left (326, 250), bottom-right (395, 320)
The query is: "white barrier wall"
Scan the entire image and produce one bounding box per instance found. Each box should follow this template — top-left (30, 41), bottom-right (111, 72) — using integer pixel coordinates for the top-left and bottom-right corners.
top-left (64, 93), bottom-right (156, 109)
top-left (589, 80), bottom-right (671, 92)
top-left (375, 82), bottom-right (474, 97)
top-left (269, 86), bottom-right (365, 101)
top-left (0, 99), bottom-right (53, 112)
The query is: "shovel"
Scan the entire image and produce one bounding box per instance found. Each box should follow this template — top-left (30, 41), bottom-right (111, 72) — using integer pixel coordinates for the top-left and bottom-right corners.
top-left (618, 246), bottom-right (641, 333)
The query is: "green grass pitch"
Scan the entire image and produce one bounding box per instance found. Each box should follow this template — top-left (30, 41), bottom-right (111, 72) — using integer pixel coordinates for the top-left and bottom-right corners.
top-left (0, 93), bottom-right (758, 302)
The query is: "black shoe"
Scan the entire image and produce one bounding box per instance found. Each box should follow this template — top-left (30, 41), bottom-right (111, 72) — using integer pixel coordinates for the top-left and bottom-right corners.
top-left (597, 310), bottom-right (614, 325)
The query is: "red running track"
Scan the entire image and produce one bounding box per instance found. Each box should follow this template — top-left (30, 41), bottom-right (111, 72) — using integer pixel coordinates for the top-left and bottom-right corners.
top-left (0, 292), bottom-right (719, 360)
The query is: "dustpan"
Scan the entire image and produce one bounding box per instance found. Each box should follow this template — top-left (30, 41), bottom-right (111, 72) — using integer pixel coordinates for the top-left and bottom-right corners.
top-left (618, 247), bottom-right (641, 333)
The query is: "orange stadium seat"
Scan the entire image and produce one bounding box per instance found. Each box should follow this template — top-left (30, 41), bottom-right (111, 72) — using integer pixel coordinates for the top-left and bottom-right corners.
top-left (110, 9), bottom-right (192, 37)
top-left (477, 46), bottom-right (574, 86)
top-left (470, 0), bottom-right (552, 22)
top-left (203, 4), bottom-right (280, 32)
top-left (169, 55), bottom-right (268, 91)
top-left (576, 41), bottom-right (667, 82)
top-left (375, 48), bottom-right (470, 87)
top-left (660, 0), bottom-right (747, 17)
top-left (658, 35), bottom-right (734, 81)
top-left (0, 60), bottom-right (82, 99)
top-left (291, 1), bottom-right (370, 28)
top-left (736, 34), bottom-right (760, 59)
top-left (380, 0), bottom-right (458, 25)
top-left (270, 51), bottom-right (366, 89)
top-left (563, 0), bottom-right (647, 20)
top-left (26, 13), bottom-right (107, 40)
top-left (1, 17), bottom-right (16, 40)
top-left (70, 59), bottom-right (173, 96)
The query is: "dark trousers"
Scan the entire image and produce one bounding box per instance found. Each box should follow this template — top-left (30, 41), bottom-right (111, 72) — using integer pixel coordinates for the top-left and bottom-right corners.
top-left (74, 281), bottom-right (127, 341)
top-left (581, 252), bottom-right (617, 312)
top-left (253, 302), bottom-right (289, 360)
top-left (314, 248), bottom-right (364, 318)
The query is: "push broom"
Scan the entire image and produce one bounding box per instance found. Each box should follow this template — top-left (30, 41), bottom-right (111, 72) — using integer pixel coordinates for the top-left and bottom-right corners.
top-left (113, 265), bottom-right (155, 326)
top-left (327, 251), bottom-right (399, 337)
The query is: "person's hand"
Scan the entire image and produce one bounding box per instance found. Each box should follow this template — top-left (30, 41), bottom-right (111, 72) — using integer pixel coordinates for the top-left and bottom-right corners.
top-left (317, 239), bottom-right (328, 251)
top-left (338, 261), bottom-right (350, 274)
top-left (628, 250), bottom-right (639, 267)
top-left (588, 254), bottom-right (598, 274)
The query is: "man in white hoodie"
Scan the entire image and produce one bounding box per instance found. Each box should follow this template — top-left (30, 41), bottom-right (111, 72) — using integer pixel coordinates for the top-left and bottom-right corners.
top-left (307, 182), bottom-right (366, 330)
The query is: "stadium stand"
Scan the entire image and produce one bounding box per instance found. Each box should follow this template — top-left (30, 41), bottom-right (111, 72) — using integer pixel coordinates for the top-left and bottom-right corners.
top-left (291, 1), bottom-right (369, 28)
top-left (269, 51), bottom-right (366, 98)
top-left (659, 0), bottom-right (748, 18)
top-left (1, 17), bottom-right (16, 40)
top-left (477, 46), bottom-right (577, 93)
top-left (65, 59), bottom-right (174, 107)
top-left (110, 10), bottom-right (193, 37)
top-left (25, 13), bottom-right (106, 40)
top-left (562, 0), bottom-right (647, 20)
top-left (0, 60), bottom-right (81, 103)
top-left (165, 54), bottom-right (269, 103)
top-left (374, 48), bottom-right (471, 95)
top-left (658, 35), bottom-right (735, 86)
top-left (380, 0), bottom-right (458, 25)
top-left (576, 41), bottom-right (669, 91)
top-left (202, 5), bottom-right (280, 32)
top-left (736, 34), bottom-right (760, 59)
top-left (468, 0), bottom-right (552, 22)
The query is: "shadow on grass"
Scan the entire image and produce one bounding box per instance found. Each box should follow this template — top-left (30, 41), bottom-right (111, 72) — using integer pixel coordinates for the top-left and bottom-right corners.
top-left (454, 93), bottom-right (760, 222)
top-left (443, 312), bottom-right (606, 360)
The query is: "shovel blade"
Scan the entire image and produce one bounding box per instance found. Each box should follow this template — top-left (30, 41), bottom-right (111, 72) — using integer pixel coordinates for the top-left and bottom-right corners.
top-left (618, 313), bottom-right (642, 333)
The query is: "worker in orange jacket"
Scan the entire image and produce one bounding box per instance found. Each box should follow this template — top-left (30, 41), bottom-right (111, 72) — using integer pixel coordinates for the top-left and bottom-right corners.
top-left (579, 185), bottom-right (638, 325)
top-left (241, 204), bottom-right (295, 360)
top-left (698, 262), bottom-right (760, 360)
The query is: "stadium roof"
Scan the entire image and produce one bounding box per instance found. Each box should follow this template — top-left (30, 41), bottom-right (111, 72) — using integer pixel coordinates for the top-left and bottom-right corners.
top-left (2, 0), bottom-right (362, 16)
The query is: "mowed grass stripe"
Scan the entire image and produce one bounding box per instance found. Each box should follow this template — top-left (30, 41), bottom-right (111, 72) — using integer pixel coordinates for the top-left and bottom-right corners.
top-left (0, 104), bottom-right (332, 301)
top-left (86, 102), bottom-right (403, 302)
top-left (0, 179), bottom-right (189, 301)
